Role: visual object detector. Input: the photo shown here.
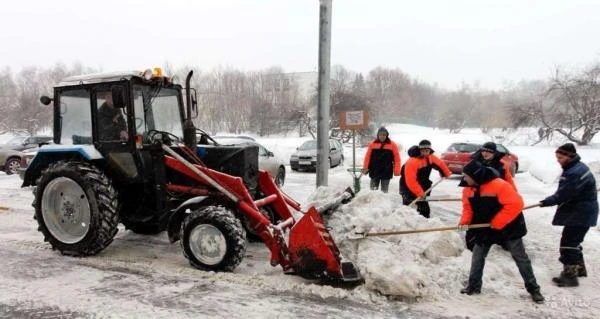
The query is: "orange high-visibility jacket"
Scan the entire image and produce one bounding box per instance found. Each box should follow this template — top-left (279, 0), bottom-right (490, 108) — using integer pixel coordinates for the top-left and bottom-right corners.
top-left (402, 155), bottom-right (452, 197)
top-left (460, 178), bottom-right (524, 231)
top-left (362, 139), bottom-right (401, 179)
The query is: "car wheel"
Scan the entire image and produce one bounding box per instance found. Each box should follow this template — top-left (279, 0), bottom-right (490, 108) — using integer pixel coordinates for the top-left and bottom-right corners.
top-left (4, 157), bottom-right (21, 175)
top-left (275, 166), bottom-right (285, 187)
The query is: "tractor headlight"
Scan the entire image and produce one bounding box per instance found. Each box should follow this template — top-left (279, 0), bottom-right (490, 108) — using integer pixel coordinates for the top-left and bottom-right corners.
top-left (142, 69), bottom-right (153, 81)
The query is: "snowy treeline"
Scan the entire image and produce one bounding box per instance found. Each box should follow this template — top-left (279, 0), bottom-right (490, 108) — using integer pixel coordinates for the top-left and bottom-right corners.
top-left (1, 61), bottom-right (599, 144)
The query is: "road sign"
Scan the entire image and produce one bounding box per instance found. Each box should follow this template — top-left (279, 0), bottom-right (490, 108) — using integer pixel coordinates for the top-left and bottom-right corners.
top-left (340, 110), bottom-right (368, 130)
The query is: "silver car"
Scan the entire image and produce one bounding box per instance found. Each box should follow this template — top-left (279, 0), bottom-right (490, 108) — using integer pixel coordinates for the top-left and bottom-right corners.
top-left (289, 138), bottom-right (344, 171)
top-left (0, 148), bottom-right (23, 175)
top-left (212, 136), bottom-right (286, 187)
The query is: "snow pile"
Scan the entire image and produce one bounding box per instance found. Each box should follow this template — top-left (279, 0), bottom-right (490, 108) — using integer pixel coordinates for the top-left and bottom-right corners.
top-left (319, 190), bottom-right (552, 301)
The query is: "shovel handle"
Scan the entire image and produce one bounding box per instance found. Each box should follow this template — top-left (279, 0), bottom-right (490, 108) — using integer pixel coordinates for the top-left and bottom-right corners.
top-left (523, 203), bottom-right (541, 210)
top-left (363, 223), bottom-right (490, 237)
top-left (417, 197), bottom-right (461, 202)
top-left (409, 178), bottom-right (445, 207)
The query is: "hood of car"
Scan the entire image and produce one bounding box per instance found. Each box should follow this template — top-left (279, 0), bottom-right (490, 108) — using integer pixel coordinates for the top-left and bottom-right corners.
top-left (295, 149), bottom-right (317, 157)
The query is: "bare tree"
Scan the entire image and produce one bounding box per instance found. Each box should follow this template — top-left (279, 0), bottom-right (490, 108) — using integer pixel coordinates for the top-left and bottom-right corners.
top-left (510, 65), bottom-right (600, 145)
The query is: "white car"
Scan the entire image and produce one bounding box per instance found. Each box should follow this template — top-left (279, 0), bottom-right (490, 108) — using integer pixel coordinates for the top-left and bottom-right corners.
top-left (212, 136), bottom-right (286, 187)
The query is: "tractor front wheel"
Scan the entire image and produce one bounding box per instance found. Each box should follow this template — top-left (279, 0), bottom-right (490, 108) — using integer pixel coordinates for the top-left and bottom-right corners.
top-left (180, 205), bottom-right (246, 271)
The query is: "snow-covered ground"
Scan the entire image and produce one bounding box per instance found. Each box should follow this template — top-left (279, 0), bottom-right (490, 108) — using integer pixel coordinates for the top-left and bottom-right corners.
top-left (0, 124), bottom-right (598, 318)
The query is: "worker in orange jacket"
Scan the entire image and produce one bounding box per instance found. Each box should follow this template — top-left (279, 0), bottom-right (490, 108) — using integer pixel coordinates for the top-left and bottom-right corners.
top-left (399, 140), bottom-right (451, 218)
top-left (362, 127), bottom-right (401, 193)
top-left (465, 141), bottom-right (516, 250)
top-left (458, 161), bottom-right (544, 304)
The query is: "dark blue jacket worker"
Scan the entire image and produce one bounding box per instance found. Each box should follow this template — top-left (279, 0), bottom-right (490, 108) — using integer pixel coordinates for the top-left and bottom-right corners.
top-left (540, 143), bottom-right (599, 287)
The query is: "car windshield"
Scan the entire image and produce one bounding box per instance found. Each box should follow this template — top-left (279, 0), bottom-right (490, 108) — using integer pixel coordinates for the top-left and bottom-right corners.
top-left (449, 143), bottom-right (480, 152)
top-left (6, 136), bottom-right (26, 145)
top-left (298, 140), bottom-right (317, 150)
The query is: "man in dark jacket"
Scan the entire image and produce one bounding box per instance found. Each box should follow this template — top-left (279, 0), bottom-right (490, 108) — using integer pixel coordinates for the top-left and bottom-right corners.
top-left (459, 161), bottom-right (544, 304)
top-left (98, 91), bottom-right (128, 141)
top-left (539, 143), bottom-right (599, 287)
top-left (399, 140), bottom-right (451, 218)
top-left (470, 142), bottom-right (516, 189)
top-left (361, 127), bottom-right (401, 193)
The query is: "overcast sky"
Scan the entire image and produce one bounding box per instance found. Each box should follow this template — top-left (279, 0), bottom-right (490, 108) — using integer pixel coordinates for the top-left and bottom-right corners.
top-left (1, 0), bottom-right (599, 90)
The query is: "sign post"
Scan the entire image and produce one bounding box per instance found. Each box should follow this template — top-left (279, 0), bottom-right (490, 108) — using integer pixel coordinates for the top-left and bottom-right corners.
top-left (340, 110), bottom-right (369, 192)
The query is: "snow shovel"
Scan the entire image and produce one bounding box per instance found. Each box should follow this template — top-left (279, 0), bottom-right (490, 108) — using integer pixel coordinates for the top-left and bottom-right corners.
top-left (351, 223), bottom-right (490, 239)
top-left (417, 197), bottom-right (461, 202)
top-left (409, 178), bottom-right (445, 207)
top-left (523, 203), bottom-right (541, 210)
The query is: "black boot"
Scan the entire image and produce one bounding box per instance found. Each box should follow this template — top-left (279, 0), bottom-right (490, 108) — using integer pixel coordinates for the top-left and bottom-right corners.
top-left (552, 265), bottom-right (579, 287)
top-left (577, 257), bottom-right (587, 277)
top-left (529, 290), bottom-right (545, 304)
top-left (460, 286), bottom-right (481, 295)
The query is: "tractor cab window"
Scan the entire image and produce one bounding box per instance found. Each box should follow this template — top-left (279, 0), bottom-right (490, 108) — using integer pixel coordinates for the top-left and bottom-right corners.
top-left (59, 89), bottom-right (92, 145)
top-left (96, 90), bottom-right (128, 142)
top-left (133, 86), bottom-right (182, 140)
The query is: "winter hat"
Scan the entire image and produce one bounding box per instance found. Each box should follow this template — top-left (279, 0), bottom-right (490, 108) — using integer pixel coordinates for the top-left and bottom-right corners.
top-left (556, 143), bottom-right (576, 158)
top-left (480, 142), bottom-right (497, 153)
top-left (461, 161), bottom-right (497, 185)
top-left (377, 126), bottom-right (389, 136)
top-left (418, 139), bottom-right (432, 150)
top-left (462, 161), bottom-right (482, 179)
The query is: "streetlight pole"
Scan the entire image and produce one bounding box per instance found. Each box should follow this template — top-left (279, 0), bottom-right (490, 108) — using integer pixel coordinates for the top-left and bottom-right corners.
top-left (316, 0), bottom-right (332, 187)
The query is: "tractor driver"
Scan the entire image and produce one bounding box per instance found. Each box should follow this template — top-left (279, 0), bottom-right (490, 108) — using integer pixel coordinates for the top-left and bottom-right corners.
top-left (98, 91), bottom-right (128, 141)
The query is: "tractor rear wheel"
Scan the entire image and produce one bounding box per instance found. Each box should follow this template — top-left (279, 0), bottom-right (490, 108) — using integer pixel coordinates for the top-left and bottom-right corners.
top-left (180, 205), bottom-right (246, 271)
top-left (33, 161), bottom-right (120, 256)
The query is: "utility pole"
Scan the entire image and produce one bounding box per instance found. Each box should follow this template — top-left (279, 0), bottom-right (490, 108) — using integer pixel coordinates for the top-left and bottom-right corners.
top-left (316, 0), bottom-right (332, 187)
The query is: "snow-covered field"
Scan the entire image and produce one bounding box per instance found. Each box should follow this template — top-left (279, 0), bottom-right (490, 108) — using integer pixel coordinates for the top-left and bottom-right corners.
top-left (0, 124), bottom-right (598, 318)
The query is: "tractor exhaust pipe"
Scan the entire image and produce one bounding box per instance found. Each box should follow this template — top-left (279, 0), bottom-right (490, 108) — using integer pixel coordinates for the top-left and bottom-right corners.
top-left (183, 70), bottom-right (197, 152)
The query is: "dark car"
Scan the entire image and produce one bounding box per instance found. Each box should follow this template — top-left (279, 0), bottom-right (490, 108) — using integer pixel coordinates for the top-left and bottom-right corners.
top-left (289, 138), bottom-right (344, 171)
top-left (441, 142), bottom-right (519, 176)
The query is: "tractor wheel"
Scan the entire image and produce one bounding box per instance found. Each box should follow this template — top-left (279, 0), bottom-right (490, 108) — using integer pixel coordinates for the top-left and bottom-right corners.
top-left (180, 205), bottom-right (246, 272)
top-left (33, 161), bottom-right (120, 256)
top-left (275, 166), bottom-right (285, 187)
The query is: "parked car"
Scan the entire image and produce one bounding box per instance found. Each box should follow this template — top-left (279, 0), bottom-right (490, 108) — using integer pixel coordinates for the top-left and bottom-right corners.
top-left (212, 136), bottom-right (286, 187)
top-left (0, 148), bottom-right (23, 175)
top-left (0, 135), bottom-right (52, 151)
top-left (289, 138), bottom-right (344, 171)
top-left (441, 142), bottom-right (519, 176)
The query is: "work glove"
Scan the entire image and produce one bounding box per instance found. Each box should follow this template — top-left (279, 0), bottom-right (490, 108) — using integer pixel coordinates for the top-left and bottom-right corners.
top-left (538, 200), bottom-right (548, 207)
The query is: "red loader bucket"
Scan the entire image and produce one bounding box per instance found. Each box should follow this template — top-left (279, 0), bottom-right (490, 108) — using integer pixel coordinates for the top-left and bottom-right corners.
top-left (288, 207), bottom-right (361, 283)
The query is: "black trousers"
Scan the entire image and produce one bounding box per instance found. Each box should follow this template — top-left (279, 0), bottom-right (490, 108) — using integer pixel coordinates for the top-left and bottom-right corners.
top-left (559, 226), bottom-right (590, 265)
top-left (370, 178), bottom-right (390, 193)
top-left (401, 194), bottom-right (430, 218)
